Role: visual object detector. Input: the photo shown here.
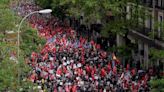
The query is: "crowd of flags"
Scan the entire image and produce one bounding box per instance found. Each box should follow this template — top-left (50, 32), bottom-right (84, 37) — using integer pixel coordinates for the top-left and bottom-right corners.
top-left (14, 2), bottom-right (153, 92)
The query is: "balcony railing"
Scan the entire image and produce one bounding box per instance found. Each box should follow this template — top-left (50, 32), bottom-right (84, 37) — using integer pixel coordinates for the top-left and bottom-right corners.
top-left (133, 26), bottom-right (151, 36)
top-left (139, 0), bottom-right (153, 8)
top-left (132, 26), bottom-right (164, 41)
top-left (155, 5), bottom-right (164, 10)
top-left (128, 29), bottom-right (164, 49)
top-left (139, 0), bottom-right (164, 10)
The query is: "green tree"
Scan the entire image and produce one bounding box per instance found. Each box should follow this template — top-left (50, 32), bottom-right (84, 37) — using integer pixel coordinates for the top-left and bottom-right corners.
top-left (150, 48), bottom-right (164, 59)
top-left (20, 28), bottom-right (46, 57)
top-left (35, 0), bottom-right (148, 36)
top-left (35, 0), bottom-right (52, 9)
top-left (0, 54), bottom-right (39, 91)
top-left (0, 0), bottom-right (44, 91)
top-left (0, 0), bottom-right (22, 33)
top-left (149, 78), bottom-right (164, 92)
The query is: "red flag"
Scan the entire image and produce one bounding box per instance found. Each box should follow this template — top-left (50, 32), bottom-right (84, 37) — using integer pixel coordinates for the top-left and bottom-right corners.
top-left (113, 66), bottom-right (117, 74)
top-left (91, 66), bottom-right (96, 75)
top-left (50, 62), bottom-right (54, 69)
top-left (50, 74), bottom-right (55, 80)
top-left (72, 85), bottom-right (77, 92)
top-left (85, 65), bottom-right (91, 74)
top-left (31, 52), bottom-right (37, 62)
top-left (91, 74), bottom-right (95, 81)
top-left (101, 68), bottom-right (106, 77)
top-left (30, 73), bottom-right (36, 82)
top-left (132, 82), bottom-right (135, 90)
top-left (107, 63), bottom-right (111, 72)
top-left (96, 44), bottom-right (101, 49)
top-left (90, 40), bottom-right (94, 45)
top-left (65, 85), bottom-right (70, 92)
top-left (115, 59), bottom-right (120, 65)
top-left (52, 48), bottom-right (56, 53)
top-left (77, 68), bottom-right (83, 76)
top-left (56, 67), bottom-right (62, 76)
top-left (63, 66), bottom-right (67, 74)
top-left (43, 53), bottom-right (48, 61)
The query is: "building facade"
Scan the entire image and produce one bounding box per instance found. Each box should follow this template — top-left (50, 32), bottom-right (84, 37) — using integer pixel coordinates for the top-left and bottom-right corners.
top-left (124, 0), bottom-right (164, 69)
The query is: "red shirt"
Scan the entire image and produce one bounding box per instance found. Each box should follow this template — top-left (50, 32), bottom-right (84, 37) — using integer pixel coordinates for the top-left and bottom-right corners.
top-left (65, 85), bottom-right (69, 92)
top-left (56, 68), bottom-right (62, 76)
top-left (72, 85), bottom-right (77, 92)
top-left (77, 68), bottom-right (83, 76)
top-left (85, 65), bottom-right (91, 74)
top-left (63, 66), bottom-right (67, 74)
top-left (101, 68), bottom-right (106, 77)
top-left (91, 66), bottom-right (96, 75)
top-left (107, 63), bottom-right (112, 72)
top-left (96, 44), bottom-right (101, 49)
top-left (90, 40), bottom-right (94, 45)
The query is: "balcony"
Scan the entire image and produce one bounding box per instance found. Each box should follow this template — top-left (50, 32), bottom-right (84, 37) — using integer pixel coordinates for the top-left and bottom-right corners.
top-left (155, 0), bottom-right (164, 10)
top-left (139, 0), bottom-right (153, 8)
top-left (139, 0), bottom-right (164, 11)
top-left (155, 5), bottom-right (164, 10)
top-left (134, 26), bottom-right (151, 36)
top-left (128, 28), bottom-right (164, 49)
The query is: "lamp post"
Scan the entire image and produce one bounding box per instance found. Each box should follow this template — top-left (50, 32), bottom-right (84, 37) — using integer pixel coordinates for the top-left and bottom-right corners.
top-left (17, 9), bottom-right (52, 84)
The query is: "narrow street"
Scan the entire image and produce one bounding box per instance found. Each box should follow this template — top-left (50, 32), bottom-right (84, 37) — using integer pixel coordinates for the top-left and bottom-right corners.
top-left (3, 0), bottom-right (162, 92)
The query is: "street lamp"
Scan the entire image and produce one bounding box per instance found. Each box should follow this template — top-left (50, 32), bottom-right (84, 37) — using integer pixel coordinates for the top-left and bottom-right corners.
top-left (17, 9), bottom-right (52, 60)
top-left (38, 9), bottom-right (52, 14)
top-left (17, 9), bottom-right (52, 84)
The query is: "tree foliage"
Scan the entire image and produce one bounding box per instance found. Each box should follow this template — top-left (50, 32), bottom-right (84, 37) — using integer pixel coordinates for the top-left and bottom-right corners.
top-left (35, 0), bottom-right (52, 9)
top-left (0, 2), bottom-right (16, 33)
top-left (0, 0), bottom-right (44, 91)
top-left (0, 55), bottom-right (39, 91)
top-left (0, 0), bottom-right (27, 40)
top-left (149, 48), bottom-right (164, 60)
top-left (20, 28), bottom-right (46, 57)
top-left (149, 78), bottom-right (164, 92)
top-left (35, 0), bottom-right (148, 37)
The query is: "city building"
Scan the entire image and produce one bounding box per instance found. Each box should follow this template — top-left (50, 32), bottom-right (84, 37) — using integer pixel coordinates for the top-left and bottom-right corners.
top-left (123, 0), bottom-right (164, 69)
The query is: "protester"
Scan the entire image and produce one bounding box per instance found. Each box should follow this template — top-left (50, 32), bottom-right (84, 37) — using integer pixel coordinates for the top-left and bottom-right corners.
top-left (14, 2), bottom-right (152, 92)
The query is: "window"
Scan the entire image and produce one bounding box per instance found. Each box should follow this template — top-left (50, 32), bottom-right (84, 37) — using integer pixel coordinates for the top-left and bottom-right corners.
top-left (147, 0), bottom-right (153, 7)
top-left (158, 15), bottom-right (163, 38)
top-left (155, 0), bottom-right (158, 7)
top-left (126, 5), bottom-right (130, 19)
top-left (140, 0), bottom-right (146, 4)
top-left (149, 16), bottom-right (152, 30)
top-left (158, 0), bottom-right (162, 7)
top-left (162, 0), bottom-right (164, 8)
top-left (155, 0), bottom-right (164, 8)
top-left (145, 13), bottom-right (152, 31)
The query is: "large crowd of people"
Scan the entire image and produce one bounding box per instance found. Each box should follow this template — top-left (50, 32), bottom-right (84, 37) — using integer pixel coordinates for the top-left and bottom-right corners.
top-left (13, 2), bottom-right (155, 92)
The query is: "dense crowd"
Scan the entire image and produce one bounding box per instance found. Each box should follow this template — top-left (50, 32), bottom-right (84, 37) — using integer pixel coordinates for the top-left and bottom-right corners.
top-left (14, 2), bottom-right (154, 92)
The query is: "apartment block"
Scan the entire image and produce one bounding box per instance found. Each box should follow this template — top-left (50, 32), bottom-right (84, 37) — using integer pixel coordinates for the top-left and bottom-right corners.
top-left (122, 0), bottom-right (164, 69)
